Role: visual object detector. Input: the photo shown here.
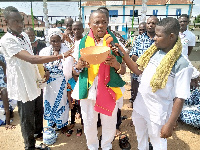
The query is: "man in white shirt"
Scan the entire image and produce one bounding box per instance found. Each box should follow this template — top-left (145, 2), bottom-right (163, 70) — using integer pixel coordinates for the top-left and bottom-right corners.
top-left (0, 6), bottom-right (72, 150)
top-left (178, 14), bottom-right (196, 57)
top-left (118, 17), bottom-right (194, 150)
top-left (71, 10), bottom-right (126, 150)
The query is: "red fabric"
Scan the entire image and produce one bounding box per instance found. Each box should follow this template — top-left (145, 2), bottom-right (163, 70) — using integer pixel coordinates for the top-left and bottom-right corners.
top-left (87, 29), bottom-right (116, 116)
top-left (94, 63), bottom-right (116, 116)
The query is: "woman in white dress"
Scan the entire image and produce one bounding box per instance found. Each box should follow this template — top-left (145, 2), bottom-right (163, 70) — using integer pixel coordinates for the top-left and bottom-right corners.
top-left (39, 28), bottom-right (72, 133)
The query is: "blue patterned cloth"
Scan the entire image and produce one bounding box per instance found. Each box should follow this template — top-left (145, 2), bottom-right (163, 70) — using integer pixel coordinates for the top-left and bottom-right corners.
top-left (0, 54), bottom-right (17, 126)
top-left (129, 32), bottom-right (154, 57)
top-left (129, 32), bottom-right (154, 80)
top-left (180, 88), bottom-right (200, 128)
top-left (42, 48), bottom-right (69, 129)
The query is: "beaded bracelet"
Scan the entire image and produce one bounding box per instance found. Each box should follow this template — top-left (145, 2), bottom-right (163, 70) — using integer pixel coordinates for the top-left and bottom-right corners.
top-left (73, 61), bottom-right (84, 73)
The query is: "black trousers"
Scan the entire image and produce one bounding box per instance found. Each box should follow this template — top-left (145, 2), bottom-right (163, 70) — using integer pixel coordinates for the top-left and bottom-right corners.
top-left (17, 92), bottom-right (43, 150)
top-left (71, 103), bottom-right (83, 125)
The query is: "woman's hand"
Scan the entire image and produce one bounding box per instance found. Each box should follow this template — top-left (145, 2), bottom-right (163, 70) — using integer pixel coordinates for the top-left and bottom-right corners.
top-left (69, 103), bottom-right (74, 110)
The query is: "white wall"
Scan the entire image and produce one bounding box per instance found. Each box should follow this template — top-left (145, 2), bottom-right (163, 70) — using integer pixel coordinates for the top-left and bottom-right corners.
top-left (83, 4), bottom-right (190, 31)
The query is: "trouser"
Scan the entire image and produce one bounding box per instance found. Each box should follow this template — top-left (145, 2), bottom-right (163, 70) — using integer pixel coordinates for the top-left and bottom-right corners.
top-left (34, 92), bottom-right (43, 134)
top-left (97, 108), bottom-right (121, 129)
top-left (116, 108), bottom-right (121, 130)
top-left (129, 74), bottom-right (139, 102)
top-left (80, 99), bottom-right (118, 150)
top-left (17, 92), bottom-right (43, 150)
top-left (132, 110), bottom-right (167, 150)
top-left (71, 103), bottom-right (83, 125)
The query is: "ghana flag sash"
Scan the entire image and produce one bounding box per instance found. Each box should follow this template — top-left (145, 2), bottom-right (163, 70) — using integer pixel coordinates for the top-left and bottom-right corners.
top-left (78, 29), bottom-right (126, 116)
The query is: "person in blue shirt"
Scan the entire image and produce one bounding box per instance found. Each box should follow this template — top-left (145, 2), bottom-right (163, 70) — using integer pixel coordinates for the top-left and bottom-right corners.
top-left (128, 16), bottom-right (159, 108)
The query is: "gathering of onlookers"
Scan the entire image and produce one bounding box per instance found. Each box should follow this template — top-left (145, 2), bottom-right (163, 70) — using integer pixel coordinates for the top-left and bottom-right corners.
top-left (0, 5), bottom-right (199, 150)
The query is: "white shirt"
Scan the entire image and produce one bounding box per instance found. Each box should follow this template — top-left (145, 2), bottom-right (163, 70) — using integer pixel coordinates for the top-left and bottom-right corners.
top-left (0, 32), bottom-right (41, 102)
top-left (179, 30), bottom-right (196, 57)
top-left (133, 50), bottom-right (194, 125)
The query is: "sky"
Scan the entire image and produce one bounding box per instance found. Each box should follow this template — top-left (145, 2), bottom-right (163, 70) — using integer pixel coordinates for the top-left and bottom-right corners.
top-left (0, 0), bottom-right (199, 23)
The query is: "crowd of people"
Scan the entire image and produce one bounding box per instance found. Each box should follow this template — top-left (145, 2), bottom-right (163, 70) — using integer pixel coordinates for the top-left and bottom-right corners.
top-left (0, 5), bottom-right (199, 150)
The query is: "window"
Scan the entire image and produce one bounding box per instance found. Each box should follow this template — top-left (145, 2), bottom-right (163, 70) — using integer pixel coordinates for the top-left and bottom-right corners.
top-left (176, 9), bottom-right (181, 16)
top-left (109, 10), bottom-right (118, 17)
top-left (130, 10), bottom-right (138, 17)
top-left (153, 10), bottom-right (158, 16)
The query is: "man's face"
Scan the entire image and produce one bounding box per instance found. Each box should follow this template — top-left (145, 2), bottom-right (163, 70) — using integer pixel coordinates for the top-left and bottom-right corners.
top-left (50, 35), bottom-right (62, 51)
top-left (65, 19), bottom-right (73, 34)
top-left (138, 24), bottom-right (146, 35)
top-left (154, 26), bottom-right (170, 50)
top-left (88, 12), bottom-right (108, 40)
top-left (72, 24), bottom-right (84, 38)
top-left (178, 17), bottom-right (189, 31)
top-left (6, 12), bottom-right (24, 35)
top-left (25, 30), bottom-right (35, 42)
top-left (146, 17), bottom-right (157, 33)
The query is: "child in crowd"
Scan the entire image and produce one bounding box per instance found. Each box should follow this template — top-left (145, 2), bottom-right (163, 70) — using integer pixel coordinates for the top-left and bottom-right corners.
top-left (113, 17), bottom-right (194, 149)
top-left (66, 73), bottom-right (83, 137)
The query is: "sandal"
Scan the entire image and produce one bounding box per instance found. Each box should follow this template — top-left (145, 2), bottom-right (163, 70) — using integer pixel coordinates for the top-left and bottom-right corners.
top-left (119, 134), bottom-right (131, 150)
top-left (66, 129), bottom-right (73, 137)
top-left (35, 143), bottom-right (50, 150)
top-left (76, 128), bottom-right (82, 136)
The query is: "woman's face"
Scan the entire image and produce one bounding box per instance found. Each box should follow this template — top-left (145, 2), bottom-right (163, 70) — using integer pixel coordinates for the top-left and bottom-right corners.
top-left (50, 35), bottom-right (62, 51)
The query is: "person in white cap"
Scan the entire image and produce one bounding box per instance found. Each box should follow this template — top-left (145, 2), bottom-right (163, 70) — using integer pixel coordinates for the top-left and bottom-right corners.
top-left (39, 28), bottom-right (73, 134)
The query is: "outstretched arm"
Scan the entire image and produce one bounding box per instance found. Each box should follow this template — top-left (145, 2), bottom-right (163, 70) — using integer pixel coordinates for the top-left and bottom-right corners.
top-left (113, 43), bottom-right (142, 75)
top-left (160, 97), bottom-right (184, 138)
top-left (14, 49), bottom-right (73, 64)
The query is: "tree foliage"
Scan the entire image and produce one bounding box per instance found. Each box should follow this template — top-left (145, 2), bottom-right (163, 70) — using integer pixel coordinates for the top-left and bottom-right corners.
top-left (194, 14), bottom-right (200, 23)
top-left (56, 19), bottom-right (65, 24)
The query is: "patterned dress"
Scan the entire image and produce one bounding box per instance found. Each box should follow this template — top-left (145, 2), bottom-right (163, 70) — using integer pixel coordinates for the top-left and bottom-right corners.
top-left (180, 88), bottom-right (200, 128)
top-left (39, 44), bottom-right (70, 129)
top-left (0, 54), bottom-right (17, 126)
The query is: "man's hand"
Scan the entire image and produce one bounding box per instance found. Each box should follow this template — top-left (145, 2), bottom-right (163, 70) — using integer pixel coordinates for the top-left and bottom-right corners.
top-left (63, 48), bottom-right (74, 58)
top-left (160, 122), bottom-right (176, 138)
top-left (105, 54), bottom-right (119, 68)
top-left (76, 57), bottom-right (90, 69)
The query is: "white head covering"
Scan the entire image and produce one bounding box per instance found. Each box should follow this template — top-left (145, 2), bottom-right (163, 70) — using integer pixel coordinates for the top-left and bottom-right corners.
top-left (48, 28), bottom-right (63, 42)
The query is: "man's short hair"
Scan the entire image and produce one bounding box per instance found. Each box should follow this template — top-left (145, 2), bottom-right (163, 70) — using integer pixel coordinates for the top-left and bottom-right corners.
top-left (97, 7), bottom-right (109, 19)
top-left (72, 21), bottom-right (83, 28)
top-left (89, 10), bottom-right (107, 22)
top-left (3, 6), bottom-right (19, 20)
top-left (157, 17), bottom-right (180, 35)
top-left (179, 14), bottom-right (189, 19)
top-left (97, 7), bottom-right (109, 13)
top-left (139, 22), bottom-right (146, 26)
